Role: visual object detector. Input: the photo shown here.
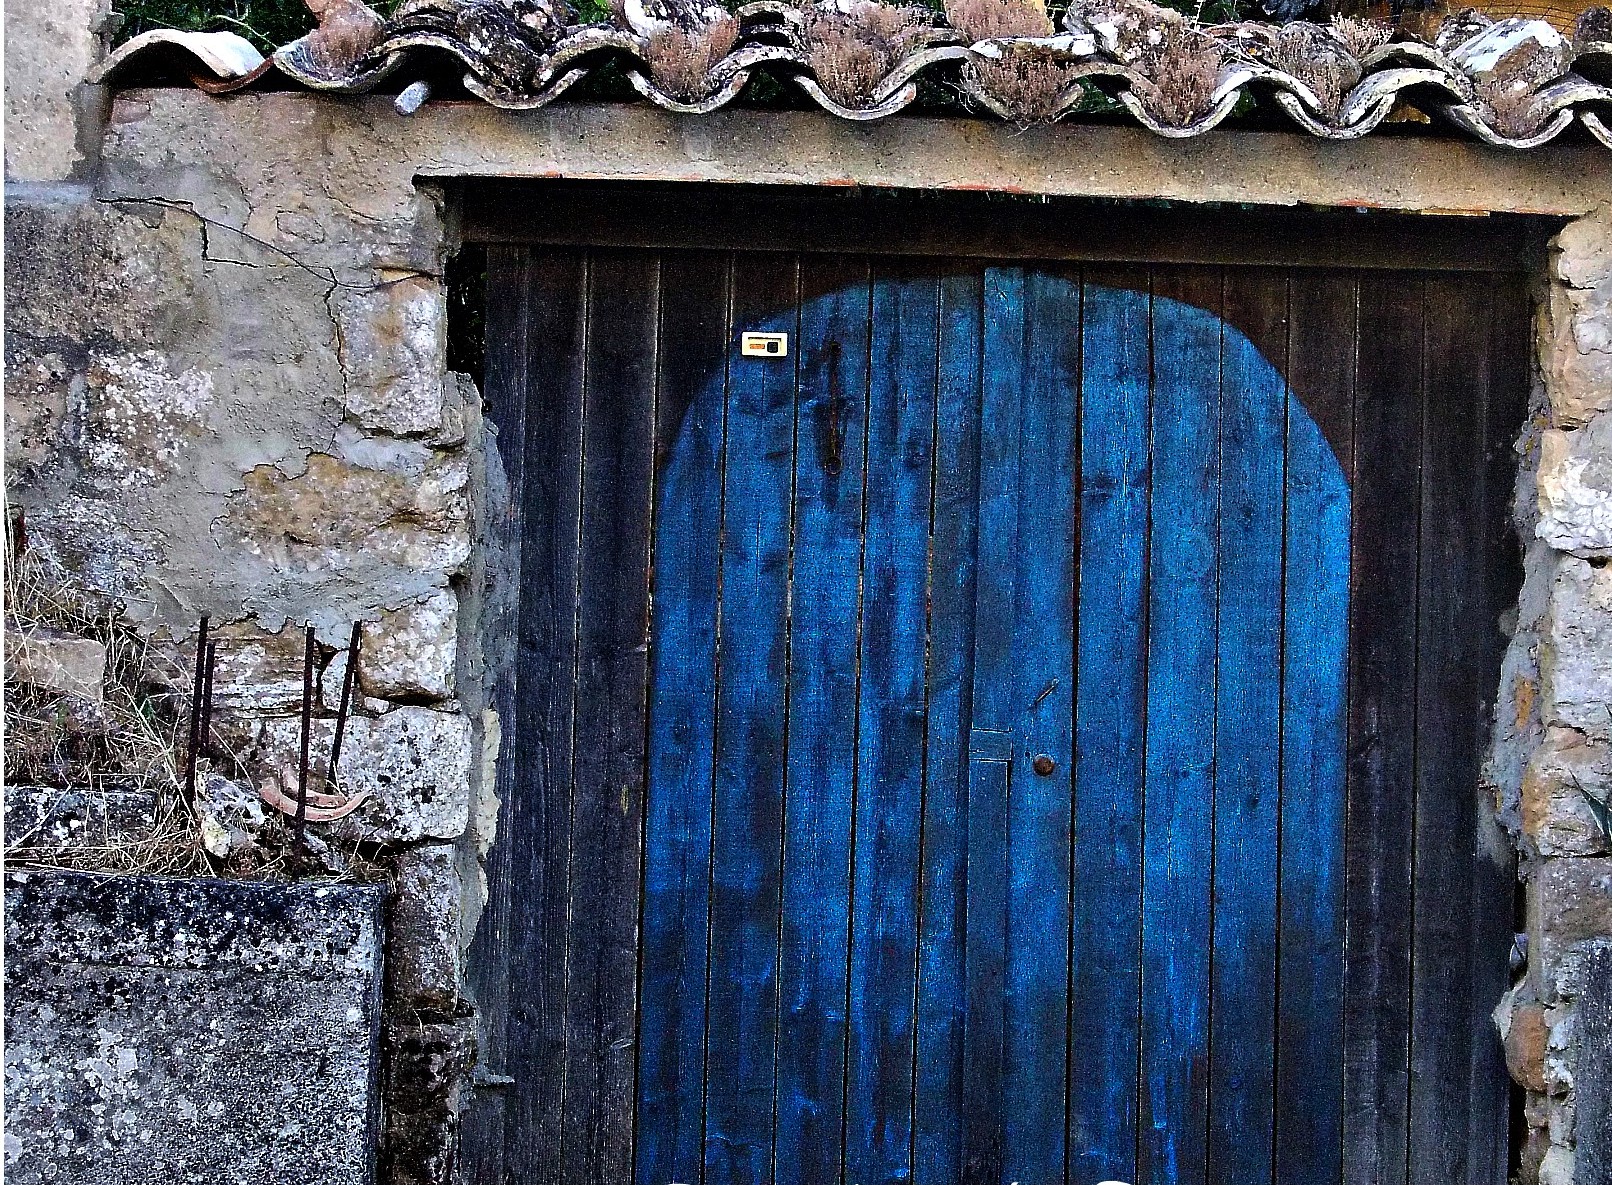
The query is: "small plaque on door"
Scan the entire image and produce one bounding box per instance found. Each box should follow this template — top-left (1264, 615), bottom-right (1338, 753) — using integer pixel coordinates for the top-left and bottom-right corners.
top-left (740, 332), bottom-right (788, 358)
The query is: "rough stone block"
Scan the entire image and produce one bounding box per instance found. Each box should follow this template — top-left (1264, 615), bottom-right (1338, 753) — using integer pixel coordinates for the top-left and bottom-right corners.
top-left (1531, 856), bottom-right (1612, 997)
top-left (195, 773), bottom-right (269, 861)
top-left (1523, 727), bottom-right (1612, 856)
top-left (249, 707), bottom-right (473, 842)
top-left (387, 843), bottom-right (463, 1011)
top-left (3, 1), bottom-right (109, 181)
top-left (1538, 420), bottom-right (1612, 556)
top-left (1543, 210), bottom-right (1612, 427)
top-left (3, 785), bottom-right (158, 854)
top-left (227, 451), bottom-right (471, 578)
top-left (1544, 557), bottom-right (1612, 741)
top-left (3, 626), bottom-right (105, 701)
top-left (359, 590), bottom-right (457, 702)
top-left (3, 871), bottom-right (385, 1185)
top-left (380, 1020), bottom-right (473, 1185)
top-left (333, 278), bottom-right (447, 437)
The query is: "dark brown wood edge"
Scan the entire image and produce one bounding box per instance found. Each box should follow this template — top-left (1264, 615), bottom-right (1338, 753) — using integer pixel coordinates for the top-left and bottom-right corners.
top-left (458, 181), bottom-right (1559, 274)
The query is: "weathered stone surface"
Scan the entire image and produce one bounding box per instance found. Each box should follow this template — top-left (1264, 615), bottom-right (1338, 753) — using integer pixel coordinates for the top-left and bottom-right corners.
top-left (3, 1), bottom-right (109, 181)
top-left (247, 707), bottom-right (473, 842)
top-left (3, 871), bottom-right (385, 1185)
top-left (334, 277), bottom-right (447, 437)
top-left (195, 773), bottom-right (270, 861)
top-left (203, 619), bottom-right (315, 712)
top-left (1531, 856), bottom-right (1612, 997)
top-left (1543, 557), bottom-right (1612, 741)
top-left (227, 450), bottom-right (471, 578)
top-left (1538, 420), bottom-right (1612, 557)
top-left (4, 626), bottom-right (106, 701)
top-left (379, 1020), bottom-right (472, 1185)
top-left (387, 844), bottom-right (463, 1010)
top-left (1523, 727), bottom-right (1612, 857)
top-left (1505, 997), bottom-right (1552, 1092)
top-left (359, 590), bottom-right (457, 702)
top-left (1542, 208), bottom-right (1612, 427)
top-left (3, 786), bottom-right (158, 854)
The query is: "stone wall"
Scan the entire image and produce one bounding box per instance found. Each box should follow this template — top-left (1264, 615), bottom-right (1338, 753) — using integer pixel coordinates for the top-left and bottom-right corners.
top-left (4, 3), bottom-right (1611, 1181)
top-left (1494, 202), bottom-right (1612, 1185)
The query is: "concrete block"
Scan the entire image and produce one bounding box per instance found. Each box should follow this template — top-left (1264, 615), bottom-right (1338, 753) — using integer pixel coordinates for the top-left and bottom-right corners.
top-left (3, 871), bottom-right (385, 1185)
top-left (3, 786), bottom-right (158, 854)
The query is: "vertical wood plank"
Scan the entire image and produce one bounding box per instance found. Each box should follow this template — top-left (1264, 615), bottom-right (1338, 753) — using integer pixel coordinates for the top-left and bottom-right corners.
top-left (1343, 271), bottom-right (1424, 1185)
top-left (1275, 272), bottom-right (1356, 1185)
top-left (1071, 267), bottom-right (1150, 1185)
top-left (636, 251), bottom-right (732, 1185)
top-left (1408, 273), bottom-right (1492, 1183)
top-left (460, 244), bottom-right (531, 1185)
top-left (914, 268), bottom-right (983, 1185)
top-left (1139, 267), bottom-right (1222, 1185)
top-left (703, 253), bottom-right (799, 1185)
top-left (775, 255), bottom-right (869, 1185)
top-left (1000, 265), bottom-right (1078, 1185)
top-left (508, 248), bottom-right (589, 1181)
top-left (963, 266), bottom-right (1025, 1185)
top-left (845, 259), bottom-right (939, 1185)
top-left (1577, 947), bottom-right (1612, 1185)
top-left (1470, 274), bottom-right (1530, 1185)
top-left (1208, 268), bottom-right (1287, 1185)
top-left (564, 249), bottom-right (660, 1185)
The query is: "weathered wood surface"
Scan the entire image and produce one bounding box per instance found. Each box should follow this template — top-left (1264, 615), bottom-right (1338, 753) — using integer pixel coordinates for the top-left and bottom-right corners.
top-left (473, 246), bottom-right (1529, 1185)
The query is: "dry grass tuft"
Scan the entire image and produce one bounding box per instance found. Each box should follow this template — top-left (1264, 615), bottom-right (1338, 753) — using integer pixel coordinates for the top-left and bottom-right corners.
top-left (943, 0), bottom-right (1054, 41)
top-left (4, 520), bottom-right (207, 876)
top-left (646, 14), bottom-right (740, 100)
top-left (802, 0), bottom-right (931, 107)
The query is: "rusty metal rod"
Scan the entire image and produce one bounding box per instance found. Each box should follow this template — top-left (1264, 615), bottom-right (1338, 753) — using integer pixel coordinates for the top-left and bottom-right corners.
top-left (183, 616), bottom-right (209, 803)
top-left (295, 625), bottom-right (315, 846)
top-left (327, 622), bottom-right (362, 793)
top-left (199, 639), bottom-right (218, 765)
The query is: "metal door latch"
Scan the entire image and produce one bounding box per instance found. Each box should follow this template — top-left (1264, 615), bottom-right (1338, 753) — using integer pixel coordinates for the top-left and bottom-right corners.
top-left (741, 331), bottom-right (788, 358)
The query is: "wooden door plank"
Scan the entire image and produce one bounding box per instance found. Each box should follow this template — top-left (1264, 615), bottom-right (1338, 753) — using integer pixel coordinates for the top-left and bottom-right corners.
top-left (914, 269), bottom-right (983, 1185)
top-left (508, 248), bottom-right (589, 1182)
top-left (461, 244), bottom-right (532, 1184)
top-left (636, 251), bottom-right (731, 1185)
top-left (1408, 273), bottom-right (1492, 1183)
top-left (775, 254), bottom-right (870, 1185)
top-left (1342, 271), bottom-right (1425, 1185)
top-left (1139, 267), bottom-right (1222, 1185)
top-left (1470, 274), bottom-right (1530, 1185)
top-left (845, 259), bottom-right (940, 1185)
top-left (563, 249), bottom-right (660, 1185)
top-left (703, 254), bottom-right (799, 1185)
top-left (1070, 267), bottom-right (1150, 1185)
top-left (1208, 268), bottom-right (1287, 1185)
top-left (1275, 272), bottom-right (1356, 1185)
top-left (1000, 265), bottom-right (1078, 1185)
top-left (963, 266), bottom-right (1026, 1185)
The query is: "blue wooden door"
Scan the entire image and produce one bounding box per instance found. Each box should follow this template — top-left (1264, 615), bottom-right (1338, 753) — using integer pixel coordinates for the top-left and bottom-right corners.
top-left (475, 245), bottom-right (1527, 1185)
top-left (632, 259), bottom-right (1348, 1185)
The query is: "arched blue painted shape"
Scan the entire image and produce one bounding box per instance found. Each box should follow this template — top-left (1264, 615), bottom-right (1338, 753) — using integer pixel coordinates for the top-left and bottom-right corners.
top-left (636, 270), bottom-right (1350, 1185)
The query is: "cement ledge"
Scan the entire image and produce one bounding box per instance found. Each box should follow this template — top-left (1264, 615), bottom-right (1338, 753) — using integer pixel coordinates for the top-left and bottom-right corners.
top-left (104, 90), bottom-right (1610, 219)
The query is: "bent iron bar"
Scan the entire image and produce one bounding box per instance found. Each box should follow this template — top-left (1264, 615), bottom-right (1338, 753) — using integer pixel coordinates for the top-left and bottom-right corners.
top-left (327, 622), bottom-right (362, 794)
top-left (184, 615), bottom-right (210, 804)
top-left (296, 625), bottom-right (315, 845)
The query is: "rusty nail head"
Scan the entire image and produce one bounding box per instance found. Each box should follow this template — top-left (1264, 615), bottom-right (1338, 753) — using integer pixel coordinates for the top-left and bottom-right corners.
top-left (1032, 754), bottom-right (1056, 777)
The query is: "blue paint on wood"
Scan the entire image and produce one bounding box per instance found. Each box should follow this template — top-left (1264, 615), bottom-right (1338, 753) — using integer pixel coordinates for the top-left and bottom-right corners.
top-left (1071, 273), bottom-right (1151, 1185)
top-left (1002, 267), bottom-right (1078, 1185)
top-left (774, 257), bottom-right (869, 1185)
top-left (845, 262), bottom-right (939, 1185)
top-left (703, 256), bottom-right (798, 1185)
top-left (1140, 275), bottom-right (1222, 1185)
top-left (1209, 271), bottom-right (1288, 1185)
top-left (636, 254), bottom-right (732, 1185)
top-left (963, 266), bottom-right (1026, 1185)
top-left (913, 271), bottom-right (983, 1185)
top-left (632, 261), bottom-right (1354, 1185)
